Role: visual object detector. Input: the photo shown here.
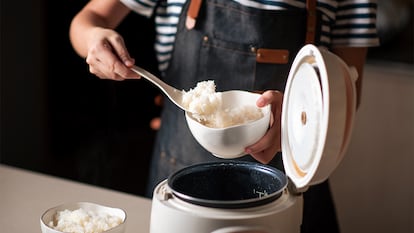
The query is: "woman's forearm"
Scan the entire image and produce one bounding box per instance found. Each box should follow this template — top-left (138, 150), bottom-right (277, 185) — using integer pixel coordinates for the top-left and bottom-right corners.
top-left (69, 0), bottom-right (131, 58)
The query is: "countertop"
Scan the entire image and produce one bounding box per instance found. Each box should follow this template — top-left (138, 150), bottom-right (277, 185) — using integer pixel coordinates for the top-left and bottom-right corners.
top-left (0, 164), bottom-right (152, 233)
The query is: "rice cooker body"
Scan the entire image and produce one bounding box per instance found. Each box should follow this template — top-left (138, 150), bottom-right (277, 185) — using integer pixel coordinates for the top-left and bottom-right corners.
top-left (150, 180), bottom-right (303, 233)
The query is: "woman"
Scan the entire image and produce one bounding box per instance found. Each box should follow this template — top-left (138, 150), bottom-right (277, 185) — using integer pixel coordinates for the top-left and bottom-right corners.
top-left (70, 0), bottom-right (379, 232)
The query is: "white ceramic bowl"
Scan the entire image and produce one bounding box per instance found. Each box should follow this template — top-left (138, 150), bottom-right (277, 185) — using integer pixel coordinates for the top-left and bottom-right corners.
top-left (40, 202), bottom-right (126, 233)
top-left (185, 90), bottom-right (271, 159)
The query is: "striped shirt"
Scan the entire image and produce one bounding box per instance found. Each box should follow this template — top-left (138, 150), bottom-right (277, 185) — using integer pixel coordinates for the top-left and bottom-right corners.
top-left (120, 0), bottom-right (379, 73)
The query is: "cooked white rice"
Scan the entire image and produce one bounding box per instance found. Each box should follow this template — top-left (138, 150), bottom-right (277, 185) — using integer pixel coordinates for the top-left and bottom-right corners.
top-left (48, 208), bottom-right (122, 233)
top-left (182, 81), bottom-right (263, 128)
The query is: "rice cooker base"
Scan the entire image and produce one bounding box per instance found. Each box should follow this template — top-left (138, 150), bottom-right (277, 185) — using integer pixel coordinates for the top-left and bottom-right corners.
top-left (150, 180), bottom-right (304, 233)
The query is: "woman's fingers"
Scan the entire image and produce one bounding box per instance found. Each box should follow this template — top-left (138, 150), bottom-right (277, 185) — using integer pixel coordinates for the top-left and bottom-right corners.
top-left (245, 90), bottom-right (284, 164)
top-left (85, 30), bottom-right (139, 80)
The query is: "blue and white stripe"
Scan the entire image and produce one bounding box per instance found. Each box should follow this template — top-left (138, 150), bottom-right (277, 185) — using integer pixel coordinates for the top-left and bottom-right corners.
top-left (121, 0), bottom-right (379, 72)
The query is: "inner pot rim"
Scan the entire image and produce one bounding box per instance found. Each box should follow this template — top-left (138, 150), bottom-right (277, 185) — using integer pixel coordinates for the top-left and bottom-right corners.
top-left (167, 161), bottom-right (288, 209)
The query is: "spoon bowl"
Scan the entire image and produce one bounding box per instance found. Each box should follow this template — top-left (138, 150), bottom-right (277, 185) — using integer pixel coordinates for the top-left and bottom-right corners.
top-left (131, 66), bottom-right (188, 112)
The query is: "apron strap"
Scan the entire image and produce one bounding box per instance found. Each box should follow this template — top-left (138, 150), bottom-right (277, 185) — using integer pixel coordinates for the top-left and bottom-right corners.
top-left (186, 0), bottom-right (202, 29)
top-left (305, 0), bottom-right (317, 44)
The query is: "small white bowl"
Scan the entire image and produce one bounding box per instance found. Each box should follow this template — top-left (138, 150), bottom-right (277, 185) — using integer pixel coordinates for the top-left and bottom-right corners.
top-left (40, 202), bottom-right (126, 233)
top-left (185, 90), bottom-right (271, 159)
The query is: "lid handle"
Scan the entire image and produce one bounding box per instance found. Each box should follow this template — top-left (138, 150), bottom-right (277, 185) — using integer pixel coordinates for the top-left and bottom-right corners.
top-left (348, 66), bottom-right (359, 83)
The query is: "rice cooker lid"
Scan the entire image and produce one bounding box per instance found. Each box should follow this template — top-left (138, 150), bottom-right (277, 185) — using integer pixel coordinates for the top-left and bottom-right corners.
top-left (282, 44), bottom-right (357, 190)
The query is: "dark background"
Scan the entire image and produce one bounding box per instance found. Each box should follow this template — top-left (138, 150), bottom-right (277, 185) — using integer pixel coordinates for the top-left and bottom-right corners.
top-left (0, 1), bottom-right (412, 197)
top-left (1, 0), bottom-right (161, 196)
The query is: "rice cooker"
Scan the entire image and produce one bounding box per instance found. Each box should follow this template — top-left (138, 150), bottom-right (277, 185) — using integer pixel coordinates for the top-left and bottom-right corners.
top-left (149, 44), bottom-right (358, 233)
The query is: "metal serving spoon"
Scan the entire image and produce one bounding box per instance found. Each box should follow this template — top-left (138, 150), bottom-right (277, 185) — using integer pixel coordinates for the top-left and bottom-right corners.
top-left (131, 65), bottom-right (189, 112)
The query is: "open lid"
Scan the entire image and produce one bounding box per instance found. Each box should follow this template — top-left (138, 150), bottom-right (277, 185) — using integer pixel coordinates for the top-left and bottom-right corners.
top-left (282, 44), bottom-right (358, 191)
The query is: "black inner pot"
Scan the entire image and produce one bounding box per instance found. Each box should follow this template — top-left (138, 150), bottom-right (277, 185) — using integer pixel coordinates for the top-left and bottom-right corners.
top-left (168, 161), bottom-right (287, 209)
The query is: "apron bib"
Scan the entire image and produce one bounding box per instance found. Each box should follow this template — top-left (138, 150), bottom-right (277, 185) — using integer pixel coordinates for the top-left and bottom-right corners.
top-left (148, 0), bottom-right (321, 191)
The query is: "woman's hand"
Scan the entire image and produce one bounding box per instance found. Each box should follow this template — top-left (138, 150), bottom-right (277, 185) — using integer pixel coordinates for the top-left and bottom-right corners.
top-left (85, 27), bottom-right (139, 80)
top-left (69, 0), bottom-right (139, 80)
top-left (245, 90), bottom-right (283, 164)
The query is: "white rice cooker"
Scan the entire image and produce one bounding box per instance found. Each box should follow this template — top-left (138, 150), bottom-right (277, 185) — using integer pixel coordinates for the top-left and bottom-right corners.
top-left (149, 44), bottom-right (358, 233)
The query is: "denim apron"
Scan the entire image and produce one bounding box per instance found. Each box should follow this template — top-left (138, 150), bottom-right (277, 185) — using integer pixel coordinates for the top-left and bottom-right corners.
top-left (147, 0), bottom-right (339, 232)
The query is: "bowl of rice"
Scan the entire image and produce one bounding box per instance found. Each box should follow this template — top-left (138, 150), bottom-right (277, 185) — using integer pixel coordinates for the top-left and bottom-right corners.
top-left (40, 202), bottom-right (126, 233)
top-left (183, 81), bottom-right (271, 158)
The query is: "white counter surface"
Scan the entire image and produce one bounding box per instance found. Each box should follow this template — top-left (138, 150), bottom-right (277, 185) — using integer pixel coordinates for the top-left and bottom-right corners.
top-left (0, 164), bottom-right (151, 233)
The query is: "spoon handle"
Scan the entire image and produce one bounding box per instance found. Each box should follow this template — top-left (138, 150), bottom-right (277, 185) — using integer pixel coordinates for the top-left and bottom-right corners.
top-left (131, 66), bottom-right (187, 111)
top-left (131, 66), bottom-right (169, 92)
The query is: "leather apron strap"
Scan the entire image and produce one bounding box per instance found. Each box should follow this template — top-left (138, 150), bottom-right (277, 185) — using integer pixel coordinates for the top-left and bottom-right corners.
top-left (186, 0), bottom-right (203, 29)
top-left (306, 0), bottom-right (317, 44)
